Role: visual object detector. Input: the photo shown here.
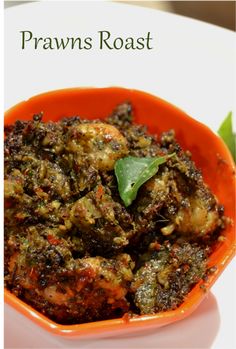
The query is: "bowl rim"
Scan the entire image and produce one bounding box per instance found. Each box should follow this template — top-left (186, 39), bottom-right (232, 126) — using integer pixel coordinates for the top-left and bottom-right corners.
top-left (4, 86), bottom-right (236, 337)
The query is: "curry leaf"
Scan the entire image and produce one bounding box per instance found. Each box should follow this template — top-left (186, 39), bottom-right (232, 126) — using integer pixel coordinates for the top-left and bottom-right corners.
top-left (218, 112), bottom-right (235, 162)
top-left (115, 154), bottom-right (175, 207)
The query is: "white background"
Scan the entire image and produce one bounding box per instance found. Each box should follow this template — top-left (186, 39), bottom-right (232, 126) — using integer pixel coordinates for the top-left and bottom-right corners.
top-left (4, 2), bottom-right (236, 348)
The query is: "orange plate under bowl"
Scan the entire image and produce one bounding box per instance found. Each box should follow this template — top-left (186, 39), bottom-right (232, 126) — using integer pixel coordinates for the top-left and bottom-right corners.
top-left (4, 87), bottom-right (236, 338)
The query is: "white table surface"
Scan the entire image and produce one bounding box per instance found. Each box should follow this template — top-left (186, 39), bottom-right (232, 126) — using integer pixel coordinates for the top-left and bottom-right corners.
top-left (4, 2), bottom-right (236, 348)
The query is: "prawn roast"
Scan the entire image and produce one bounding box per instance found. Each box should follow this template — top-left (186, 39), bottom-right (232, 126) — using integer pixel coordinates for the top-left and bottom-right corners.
top-left (4, 103), bottom-right (225, 324)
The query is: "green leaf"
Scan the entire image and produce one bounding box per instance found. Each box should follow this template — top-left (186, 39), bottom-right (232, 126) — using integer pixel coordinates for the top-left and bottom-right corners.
top-left (218, 112), bottom-right (236, 162)
top-left (114, 154), bottom-right (175, 207)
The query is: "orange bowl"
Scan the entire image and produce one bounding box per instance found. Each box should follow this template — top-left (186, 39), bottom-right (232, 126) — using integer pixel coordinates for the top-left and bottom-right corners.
top-left (4, 87), bottom-right (236, 338)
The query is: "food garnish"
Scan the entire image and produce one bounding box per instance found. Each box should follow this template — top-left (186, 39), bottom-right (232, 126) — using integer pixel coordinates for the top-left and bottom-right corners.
top-left (115, 154), bottom-right (175, 207)
top-left (218, 112), bottom-right (235, 161)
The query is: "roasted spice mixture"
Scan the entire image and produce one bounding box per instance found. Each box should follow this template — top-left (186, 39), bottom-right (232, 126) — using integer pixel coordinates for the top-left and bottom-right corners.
top-left (4, 103), bottom-right (225, 324)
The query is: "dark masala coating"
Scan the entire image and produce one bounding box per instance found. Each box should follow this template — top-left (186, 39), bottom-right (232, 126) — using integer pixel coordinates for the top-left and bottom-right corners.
top-left (131, 241), bottom-right (208, 314)
top-left (4, 103), bottom-right (224, 324)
